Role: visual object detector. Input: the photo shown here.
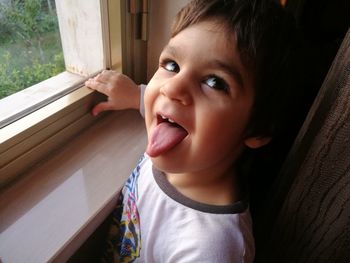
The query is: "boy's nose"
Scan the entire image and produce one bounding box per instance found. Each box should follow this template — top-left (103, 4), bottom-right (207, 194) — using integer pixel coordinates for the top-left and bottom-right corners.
top-left (160, 75), bottom-right (193, 106)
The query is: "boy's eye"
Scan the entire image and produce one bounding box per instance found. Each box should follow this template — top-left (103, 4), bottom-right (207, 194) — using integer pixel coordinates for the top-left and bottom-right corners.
top-left (204, 76), bottom-right (229, 92)
top-left (163, 60), bottom-right (180, 73)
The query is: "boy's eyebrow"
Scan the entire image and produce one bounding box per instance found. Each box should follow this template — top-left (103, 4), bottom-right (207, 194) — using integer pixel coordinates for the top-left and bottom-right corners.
top-left (162, 44), bottom-right (181, 58)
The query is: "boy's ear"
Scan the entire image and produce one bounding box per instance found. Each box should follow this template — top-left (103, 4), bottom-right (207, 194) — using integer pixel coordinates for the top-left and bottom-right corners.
top-left (244, 136), bottom-right (271, 149)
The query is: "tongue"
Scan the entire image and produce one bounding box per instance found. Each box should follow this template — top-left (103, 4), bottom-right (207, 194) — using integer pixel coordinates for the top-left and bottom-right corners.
top-left (146, 122), bottom-right (188, 157)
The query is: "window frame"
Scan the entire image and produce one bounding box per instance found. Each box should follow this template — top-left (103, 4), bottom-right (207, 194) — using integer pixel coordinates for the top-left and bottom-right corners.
top-left (0, 0), bottom-right (125, 188)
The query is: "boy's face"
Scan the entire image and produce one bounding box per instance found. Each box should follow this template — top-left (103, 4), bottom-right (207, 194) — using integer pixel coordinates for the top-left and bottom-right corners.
top-left (144, 20), bottom-right (256, 176)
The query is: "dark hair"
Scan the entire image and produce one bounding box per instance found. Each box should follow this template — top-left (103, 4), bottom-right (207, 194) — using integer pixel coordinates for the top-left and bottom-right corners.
top-left (172, 0), bottom-right (299, 139)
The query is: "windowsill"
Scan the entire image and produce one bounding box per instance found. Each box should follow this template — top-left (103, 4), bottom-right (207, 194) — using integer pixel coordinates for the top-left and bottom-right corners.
top-left (0, 110), bottom-right (147, 262)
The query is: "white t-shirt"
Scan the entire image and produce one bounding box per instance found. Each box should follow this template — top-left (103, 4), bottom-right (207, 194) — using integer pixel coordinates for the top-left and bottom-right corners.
top-left (103, 154), bottom-right (255, 262)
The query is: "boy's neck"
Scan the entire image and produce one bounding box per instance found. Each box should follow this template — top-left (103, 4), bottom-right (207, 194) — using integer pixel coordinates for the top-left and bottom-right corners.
top-left (165, 169), bottom-right (241, 206)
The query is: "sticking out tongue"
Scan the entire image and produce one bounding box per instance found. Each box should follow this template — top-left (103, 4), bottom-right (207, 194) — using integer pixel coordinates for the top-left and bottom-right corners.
top-left (146, 121), bottom-right (188, 157)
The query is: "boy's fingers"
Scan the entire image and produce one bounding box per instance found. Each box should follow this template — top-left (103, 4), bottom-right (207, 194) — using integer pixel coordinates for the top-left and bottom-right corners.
top-left (95, 70), bottom-right (113, 82)
top-left (85, 79), bottom-right (99, 90)
top-left (94, 73), bottom-right (104, 82)
top-left (85, 79), bottom-right (109, 95)
top-left (92, 101), bottom-right (114, 116)
top-left (84, 79), bottom-right (93, 87)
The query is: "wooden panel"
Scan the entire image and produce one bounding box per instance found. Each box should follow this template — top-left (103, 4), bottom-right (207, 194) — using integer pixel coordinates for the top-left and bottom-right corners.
top-left (258, 29), bottom-right (350, 262)
top-left (109, 0), bottom-right (123, 70)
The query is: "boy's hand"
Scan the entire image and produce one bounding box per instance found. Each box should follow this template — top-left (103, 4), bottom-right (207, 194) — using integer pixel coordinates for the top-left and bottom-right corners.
top-left (85, 70), bottom-right (140, 116)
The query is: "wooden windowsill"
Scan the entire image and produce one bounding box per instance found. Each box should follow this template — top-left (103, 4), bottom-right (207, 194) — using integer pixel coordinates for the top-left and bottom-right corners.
top-left (0, 110), bottom-right (147, 263)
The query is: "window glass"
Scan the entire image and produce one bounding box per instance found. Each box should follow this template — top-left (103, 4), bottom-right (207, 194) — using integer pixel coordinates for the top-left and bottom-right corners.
top-left (0, 0), bottom-right (64, 100)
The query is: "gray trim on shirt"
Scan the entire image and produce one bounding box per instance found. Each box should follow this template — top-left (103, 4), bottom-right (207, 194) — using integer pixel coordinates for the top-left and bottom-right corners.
top-left (152, 166), bottom-right (248, 214)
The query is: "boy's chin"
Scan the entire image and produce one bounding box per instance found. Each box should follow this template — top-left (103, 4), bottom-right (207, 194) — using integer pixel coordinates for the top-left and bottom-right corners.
top-left (149, 155), bottom-right (185, 174)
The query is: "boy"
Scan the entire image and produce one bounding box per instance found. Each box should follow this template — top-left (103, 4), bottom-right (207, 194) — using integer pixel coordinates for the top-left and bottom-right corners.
top-left (85, 0), bottom-right (297, 262)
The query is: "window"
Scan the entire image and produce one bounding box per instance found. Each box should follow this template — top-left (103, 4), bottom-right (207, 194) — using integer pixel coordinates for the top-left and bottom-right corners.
top-left (0, 0), bottom-right (112, 128)
top-left (0, 0), bottom-right (127, 187)
top-left (0, 0), bottom-right (65, 100)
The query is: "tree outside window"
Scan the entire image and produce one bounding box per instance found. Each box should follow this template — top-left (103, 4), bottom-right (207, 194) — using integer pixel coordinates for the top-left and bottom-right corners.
top-left (0, 0), bottom-right (65, 99)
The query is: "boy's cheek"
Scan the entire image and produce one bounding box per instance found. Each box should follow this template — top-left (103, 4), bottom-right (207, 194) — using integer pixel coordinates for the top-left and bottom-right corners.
top-left (143, 91), bottom-right (155, 132)
top-left (143, 89), bottom-right (153, 115)
top-left (144, 80), bottom-right (160, 111)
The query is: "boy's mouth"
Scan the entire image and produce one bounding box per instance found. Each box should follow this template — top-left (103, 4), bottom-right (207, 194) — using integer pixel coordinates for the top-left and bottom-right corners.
top-left (158, 115), bottom-right (182, 128)
top-left (146, 114), bottom-right (188, 157)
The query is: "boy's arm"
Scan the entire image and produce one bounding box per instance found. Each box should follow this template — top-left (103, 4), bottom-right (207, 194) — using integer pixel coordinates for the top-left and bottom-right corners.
top-left (85, 70), bottom-right (141, 116)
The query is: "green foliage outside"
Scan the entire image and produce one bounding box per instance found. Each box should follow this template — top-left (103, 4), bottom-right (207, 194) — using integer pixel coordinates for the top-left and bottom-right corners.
top-left (0, 0), bottom-right (65, 99)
